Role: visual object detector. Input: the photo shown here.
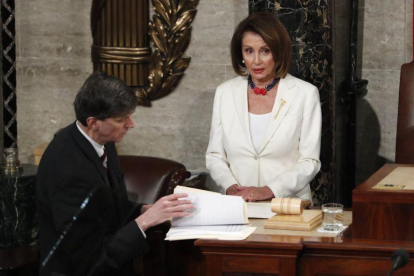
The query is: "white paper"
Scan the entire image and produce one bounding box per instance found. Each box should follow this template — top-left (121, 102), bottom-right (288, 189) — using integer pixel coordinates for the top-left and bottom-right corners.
top-left (246, 202), bottom-right (275, 218)
top-left (168, 224), bottom-right (249, 236)
top-left (166, 186), bottom-right (254, 241)
top-left (316, 225), bottom-right (348, 234)
top-left (172, 188), bottom-right (248, 227)
top-left (166, 225), bottom-right (256, 241)
top-left (175, 185), bottom-right (220, 195)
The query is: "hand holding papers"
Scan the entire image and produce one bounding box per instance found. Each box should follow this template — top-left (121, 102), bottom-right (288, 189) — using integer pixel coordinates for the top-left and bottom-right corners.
top-left (171, 187), bottom-right (248, 227)
top-left (166, 186), bottom-right (256, 241)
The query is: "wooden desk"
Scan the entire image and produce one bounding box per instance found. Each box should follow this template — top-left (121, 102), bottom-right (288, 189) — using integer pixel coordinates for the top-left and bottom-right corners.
top-left (168, 211), bottom-right (414, 276)
top-left (195, 214), bottom-right (350, 276)
top-left (0, 245), bottom-right (38, 275)
top-left (353, 164), bottom-right (414, 241)
top-left (157, 165), bottom-right (414, 275)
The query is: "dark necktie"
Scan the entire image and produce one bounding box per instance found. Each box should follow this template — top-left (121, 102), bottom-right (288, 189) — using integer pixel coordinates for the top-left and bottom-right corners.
top-left (100, 148), bottom-right (107, 170)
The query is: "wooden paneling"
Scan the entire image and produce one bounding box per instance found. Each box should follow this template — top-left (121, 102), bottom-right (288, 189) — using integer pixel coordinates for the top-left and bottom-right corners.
top-left (352, 164), bottom-right (414, 241)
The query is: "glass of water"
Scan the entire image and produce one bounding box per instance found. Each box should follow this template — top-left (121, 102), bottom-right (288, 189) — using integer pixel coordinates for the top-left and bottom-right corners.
top-left (322, 203), bottom-right (343, 231)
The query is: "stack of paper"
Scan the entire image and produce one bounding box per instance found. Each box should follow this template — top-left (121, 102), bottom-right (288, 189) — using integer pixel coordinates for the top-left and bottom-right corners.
top-left (166, 224), bottom-right (256, 241)
top-left (166, 186), bottom-right (256, 241)
top-left (246, 202), bottom-right (274, 219)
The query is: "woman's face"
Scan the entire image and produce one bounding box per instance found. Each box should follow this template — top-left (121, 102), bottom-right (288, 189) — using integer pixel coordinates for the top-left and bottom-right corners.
top-left (241, 31), bottom-right (276, 84)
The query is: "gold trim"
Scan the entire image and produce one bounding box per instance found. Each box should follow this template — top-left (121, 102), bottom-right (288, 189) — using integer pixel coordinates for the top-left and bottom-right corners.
top-left (136, 0), bottom-right (199, 106)
top-left (91, 45), bottom-right (151, 64)
top-left (93, 45), bottom-right (151, 55)
top-left (90, 0), bottom-right (151, 87)
top-left (92, 58), bottom-right (149, 64)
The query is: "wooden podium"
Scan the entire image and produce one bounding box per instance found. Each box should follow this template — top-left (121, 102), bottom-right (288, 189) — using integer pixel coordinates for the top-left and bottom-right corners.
top-left (353, 164), bottom-right (414, 241)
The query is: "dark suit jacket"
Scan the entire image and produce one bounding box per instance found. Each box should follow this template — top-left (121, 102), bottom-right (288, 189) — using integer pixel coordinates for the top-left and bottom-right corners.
top-left (36, 122), bottom-right (149, 276)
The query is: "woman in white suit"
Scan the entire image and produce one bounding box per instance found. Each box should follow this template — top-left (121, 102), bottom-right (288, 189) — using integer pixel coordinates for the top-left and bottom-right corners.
top-left (206, 12), bottom-right (322, 202)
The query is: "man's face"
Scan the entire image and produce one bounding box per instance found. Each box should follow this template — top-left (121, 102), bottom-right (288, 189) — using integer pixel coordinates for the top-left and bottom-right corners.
top-left (96, 113), bottom-right (135, 143)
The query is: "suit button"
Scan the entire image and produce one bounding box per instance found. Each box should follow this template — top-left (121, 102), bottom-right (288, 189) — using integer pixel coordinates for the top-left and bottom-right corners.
top-left (254, 156), bottom-right (258, 160)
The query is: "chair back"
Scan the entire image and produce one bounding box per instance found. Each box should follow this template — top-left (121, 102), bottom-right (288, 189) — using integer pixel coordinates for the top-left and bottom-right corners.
top-left (396, 60), bottom-right (414, 163)
top-left (119, 155), bottom-right (190, 204)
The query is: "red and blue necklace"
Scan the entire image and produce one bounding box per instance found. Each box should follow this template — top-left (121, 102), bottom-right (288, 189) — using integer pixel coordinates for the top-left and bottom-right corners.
top-left (248, 75), bottom-right (280, 96)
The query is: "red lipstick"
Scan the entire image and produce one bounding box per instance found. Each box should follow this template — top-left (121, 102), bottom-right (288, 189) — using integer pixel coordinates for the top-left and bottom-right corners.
top-left (252, 69), bottom-right (264, 74)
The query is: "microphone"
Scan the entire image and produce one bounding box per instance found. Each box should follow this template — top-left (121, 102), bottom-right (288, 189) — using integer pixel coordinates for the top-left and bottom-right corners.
top-left (40, 187), bottom-right (98, 269)
top-left (387, 249), bottom-right (409, 276)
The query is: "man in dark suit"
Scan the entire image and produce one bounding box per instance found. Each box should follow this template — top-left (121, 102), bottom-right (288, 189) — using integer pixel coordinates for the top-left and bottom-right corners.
top-left (36, 71), bottom-right (193, 276)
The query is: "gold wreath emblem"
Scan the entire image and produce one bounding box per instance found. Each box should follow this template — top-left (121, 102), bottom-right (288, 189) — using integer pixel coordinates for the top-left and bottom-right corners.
top-left (136, 0), bottom-right (199, 106)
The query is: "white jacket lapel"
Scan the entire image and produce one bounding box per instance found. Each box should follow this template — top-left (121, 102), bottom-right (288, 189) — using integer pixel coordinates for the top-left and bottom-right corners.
top-left (231, 77), bottom-right (255, 153)
top-left (258, 74), bottom-right (298, 154)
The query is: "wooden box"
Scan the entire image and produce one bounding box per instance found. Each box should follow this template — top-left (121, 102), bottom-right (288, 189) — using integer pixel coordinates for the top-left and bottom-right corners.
top-left (264, 210), bottom-right (322, 231)
top-left (352, 164), bottom-right (414, 241)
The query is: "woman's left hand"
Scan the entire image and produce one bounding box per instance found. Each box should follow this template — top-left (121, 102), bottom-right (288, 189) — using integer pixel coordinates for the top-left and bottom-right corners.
top-left (235, 186), bottom-right (274, 202)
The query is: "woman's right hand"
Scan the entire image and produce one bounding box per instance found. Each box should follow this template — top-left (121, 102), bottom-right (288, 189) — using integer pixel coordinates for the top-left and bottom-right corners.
top-left (226, 184), bottom-right (239, 195)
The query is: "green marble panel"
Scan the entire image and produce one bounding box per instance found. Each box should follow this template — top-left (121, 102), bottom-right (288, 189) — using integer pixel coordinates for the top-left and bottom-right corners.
top-left (0, 164), bottom-right (38, 248)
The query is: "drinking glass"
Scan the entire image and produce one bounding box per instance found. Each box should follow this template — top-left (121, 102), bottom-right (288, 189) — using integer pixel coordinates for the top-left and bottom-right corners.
top-left (322, 203), bottom-right (343, 231)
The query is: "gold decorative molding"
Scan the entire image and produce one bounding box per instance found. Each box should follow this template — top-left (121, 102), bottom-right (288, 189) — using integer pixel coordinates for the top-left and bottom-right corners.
top-left (90, 0), bottom-right (199, 107)
top-left (136, 0), bottom-right (199, 106)
top-left (91, 45), bottom-right (151, 64)
top-left (91, 0), bottom-right (151, 88)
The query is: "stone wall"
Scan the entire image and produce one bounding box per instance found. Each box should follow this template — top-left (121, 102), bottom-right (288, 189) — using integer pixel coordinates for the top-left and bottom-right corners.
top-left (355, 0), bottom-right (413, 184)
top-left (14, 0), bottom-right (414, 177)
top-left (16, 0), bottom-right (246, 171)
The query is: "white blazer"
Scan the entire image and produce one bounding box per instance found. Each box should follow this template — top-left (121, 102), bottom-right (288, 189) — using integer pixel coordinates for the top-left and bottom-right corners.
top-left (206, 74), bottom-right (322, 201)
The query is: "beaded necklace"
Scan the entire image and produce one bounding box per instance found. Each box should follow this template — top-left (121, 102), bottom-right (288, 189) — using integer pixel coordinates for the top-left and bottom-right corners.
top-left (248, 75), bottom-right (280, 96)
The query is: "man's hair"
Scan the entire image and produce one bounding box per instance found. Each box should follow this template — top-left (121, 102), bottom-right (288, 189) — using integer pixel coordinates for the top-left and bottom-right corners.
top-left (230, 12), bottom-right (292, 78)
top-left (74, 71), bottom-right (137, 126)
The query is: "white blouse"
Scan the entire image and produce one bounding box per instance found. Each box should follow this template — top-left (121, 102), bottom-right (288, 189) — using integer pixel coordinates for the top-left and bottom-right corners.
top-left (249, 112), bottom-right (271, 153)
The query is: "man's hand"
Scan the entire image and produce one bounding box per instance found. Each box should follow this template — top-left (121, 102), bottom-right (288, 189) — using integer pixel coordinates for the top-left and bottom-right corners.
top-left (135, 193), bottom-right (193, 231)
top-left (234, 186), bottom-right (274, 202)
top-left (140, 204), bottom-right (152, 215)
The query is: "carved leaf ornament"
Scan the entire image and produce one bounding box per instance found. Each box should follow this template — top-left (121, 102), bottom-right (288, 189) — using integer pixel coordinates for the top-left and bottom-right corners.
top-left (137, 0), bottom-right (199, 106)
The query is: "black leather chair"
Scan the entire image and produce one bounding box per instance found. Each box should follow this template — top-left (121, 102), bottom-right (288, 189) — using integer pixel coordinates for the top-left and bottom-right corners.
top-left (119, 155), bottom-right (190, 204)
